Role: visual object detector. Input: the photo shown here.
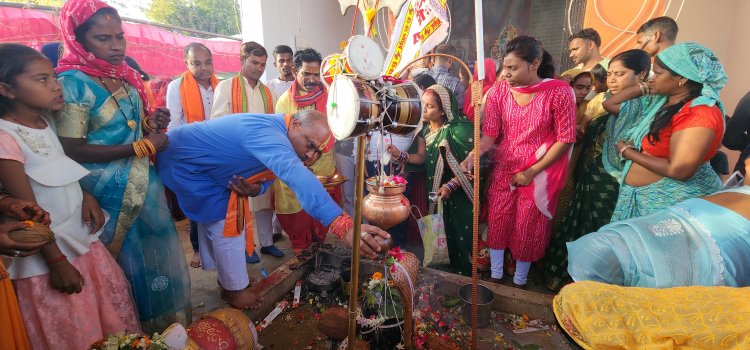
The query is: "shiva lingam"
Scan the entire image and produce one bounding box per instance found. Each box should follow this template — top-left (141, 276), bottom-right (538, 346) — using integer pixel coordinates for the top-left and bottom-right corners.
top-left (362, 176), bottom-right (410, 231)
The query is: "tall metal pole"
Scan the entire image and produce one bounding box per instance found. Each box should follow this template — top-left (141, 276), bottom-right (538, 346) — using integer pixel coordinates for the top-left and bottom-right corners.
top-left (471, 0), bottom-right (485, 349)
top-left (347, 135), bottom-right (367, 349)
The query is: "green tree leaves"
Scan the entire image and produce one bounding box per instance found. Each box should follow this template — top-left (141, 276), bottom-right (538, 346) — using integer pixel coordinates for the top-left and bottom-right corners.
top-left (145, 0), bottom-right (240, 37)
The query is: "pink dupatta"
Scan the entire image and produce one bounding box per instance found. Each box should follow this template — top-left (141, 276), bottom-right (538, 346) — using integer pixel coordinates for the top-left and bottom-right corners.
top-left (55, 0), bottom-right (151, 115)
top-left (511, 78), bottom-right (573, 219)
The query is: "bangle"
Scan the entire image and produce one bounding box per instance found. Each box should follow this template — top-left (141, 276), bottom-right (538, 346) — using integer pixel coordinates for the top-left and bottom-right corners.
top-left (132, 141), bottom-right (145, 158)
top-left (328, 213), bottom-right (354, 239)
top-left (132, 140), bottom-right (155, 158)
top-left (443, 179), bottom-right (459, 192)
top-left (46, 255), bottom-right (67, 265)
top-left (397, 151), bottom-right (409, 163)
top-left (142, 117), bottom-right (155, 133)
top-left (619, 145), bottom-right (634, 160)
top-left (142, 139), bottom-right (157, 155)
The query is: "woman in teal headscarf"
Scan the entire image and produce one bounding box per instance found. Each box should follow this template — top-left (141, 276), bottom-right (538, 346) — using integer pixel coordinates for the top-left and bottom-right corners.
top-left (388, 84), bottom-right (476, 276)
top-left (602, 42), bottom-right (727, 221)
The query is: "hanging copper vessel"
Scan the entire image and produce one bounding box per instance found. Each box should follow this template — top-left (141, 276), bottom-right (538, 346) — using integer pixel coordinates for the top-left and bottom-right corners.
top-left (362, 178), bottom-right (411, 230)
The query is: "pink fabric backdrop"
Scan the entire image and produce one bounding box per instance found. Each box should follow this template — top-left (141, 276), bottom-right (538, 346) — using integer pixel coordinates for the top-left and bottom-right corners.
top-left (0, 6), bottom-right (241, 77)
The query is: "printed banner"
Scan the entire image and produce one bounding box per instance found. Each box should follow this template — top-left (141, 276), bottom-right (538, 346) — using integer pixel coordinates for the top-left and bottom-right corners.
top-left (382, 0), bottom-right (450, 76)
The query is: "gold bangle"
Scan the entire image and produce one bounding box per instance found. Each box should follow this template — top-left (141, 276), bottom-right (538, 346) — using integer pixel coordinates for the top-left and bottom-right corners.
top-left (132, 141), bottom-right (142, 158)
top-left (142, 117), bottom-right (155, 133)
top-left (140, 141), bottom-right (151, 157)
top-left (133, 141), bottom-right (147, 158)
top-left (142, 139), bottom-right (156, 156)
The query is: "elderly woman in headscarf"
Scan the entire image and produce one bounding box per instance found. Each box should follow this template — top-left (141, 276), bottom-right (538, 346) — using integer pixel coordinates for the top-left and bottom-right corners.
top-left (602, 42), bottom-right (726, 221)
top-left (386, 84), bottom-right (476, 276)
top-left (54, 0), bottom-right (190, 333)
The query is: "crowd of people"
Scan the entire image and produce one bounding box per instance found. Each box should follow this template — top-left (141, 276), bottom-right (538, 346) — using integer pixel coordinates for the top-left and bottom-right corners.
top-left (0, 0), bottom-right (749, 347)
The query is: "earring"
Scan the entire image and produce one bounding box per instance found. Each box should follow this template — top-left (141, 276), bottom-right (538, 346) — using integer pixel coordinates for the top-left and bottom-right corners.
top-left (679, 82), bottom-right (685, 87)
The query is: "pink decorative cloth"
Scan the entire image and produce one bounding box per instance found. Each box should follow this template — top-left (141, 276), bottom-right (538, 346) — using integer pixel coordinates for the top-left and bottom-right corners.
top-left (55, 0), bottom-right (151, 115)
top-left (482, 79), bottom-right (576, 261)
top-left (13, 241), bottom-right (140, 350)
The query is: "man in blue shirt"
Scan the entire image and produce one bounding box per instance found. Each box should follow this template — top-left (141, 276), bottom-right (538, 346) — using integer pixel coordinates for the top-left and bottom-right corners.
top-left (158, 110), bottom-right (389, 309)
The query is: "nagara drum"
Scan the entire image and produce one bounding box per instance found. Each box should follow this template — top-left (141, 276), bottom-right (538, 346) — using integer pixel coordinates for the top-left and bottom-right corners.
top-left (381, 81), bottom-right (422, 135)
top-left (327, 75), bottom-right (381, 140)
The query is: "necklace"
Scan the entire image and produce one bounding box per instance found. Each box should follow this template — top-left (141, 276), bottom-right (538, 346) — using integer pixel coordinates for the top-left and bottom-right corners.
top-left (99, 77), bottom-right (138, 130)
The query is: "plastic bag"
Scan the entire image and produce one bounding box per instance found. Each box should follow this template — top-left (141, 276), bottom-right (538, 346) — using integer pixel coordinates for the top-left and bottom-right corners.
top-left (415, 201), bottom-right (450, 267)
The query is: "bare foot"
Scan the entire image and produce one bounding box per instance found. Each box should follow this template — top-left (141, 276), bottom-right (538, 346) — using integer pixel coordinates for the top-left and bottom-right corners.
top-left (190, 251), bottom-right (201, 268)
top-left (220, 287), bottom-right (264, 310)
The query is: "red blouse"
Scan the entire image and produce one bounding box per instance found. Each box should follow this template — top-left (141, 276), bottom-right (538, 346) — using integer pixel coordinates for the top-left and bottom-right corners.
top-left (641, 102), bottom-right (724, 161)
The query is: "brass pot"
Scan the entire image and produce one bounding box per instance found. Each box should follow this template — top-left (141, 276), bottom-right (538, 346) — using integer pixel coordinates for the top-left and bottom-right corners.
top-left (362, 181), bottom-right (410, 230)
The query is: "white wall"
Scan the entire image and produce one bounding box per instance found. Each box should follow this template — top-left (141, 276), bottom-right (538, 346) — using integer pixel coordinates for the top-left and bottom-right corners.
top-left (241, 0), bottom-right (364, 81)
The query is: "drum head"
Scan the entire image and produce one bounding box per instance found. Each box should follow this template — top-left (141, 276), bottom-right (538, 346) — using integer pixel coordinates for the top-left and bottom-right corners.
top-left (320, 54), bottom-right (350, 88)
top-left (327, 76), bottom-right (360, 141)
top-left (345, 35), bottom-right (385, 81)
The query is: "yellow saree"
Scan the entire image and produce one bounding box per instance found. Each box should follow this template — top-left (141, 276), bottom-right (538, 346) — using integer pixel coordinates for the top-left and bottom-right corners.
top-left (554, 281), bottom-right (750, 349)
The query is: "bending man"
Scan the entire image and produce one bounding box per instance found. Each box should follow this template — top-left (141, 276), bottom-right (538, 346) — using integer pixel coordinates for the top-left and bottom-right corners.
top-left (157, 110), bottom-right (389, 309)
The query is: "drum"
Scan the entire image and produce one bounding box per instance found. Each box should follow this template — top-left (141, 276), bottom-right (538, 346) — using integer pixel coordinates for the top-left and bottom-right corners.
top-left (320, 53), bottom-right (353, 88)
top-left (344, 35), bottom-right (385, 81)
top-left (327, 75), bottom-right (381, 141)
top-left (187, 308), bottom-right (257, 350)
top-left (382, 81), bottom-right (423, 135)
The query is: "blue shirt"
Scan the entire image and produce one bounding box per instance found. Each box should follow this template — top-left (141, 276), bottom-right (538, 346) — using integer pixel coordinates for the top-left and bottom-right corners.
top-left (428, 66), bottom-right (465, 105)
top-left (157, 114), bottom-right (343, 224)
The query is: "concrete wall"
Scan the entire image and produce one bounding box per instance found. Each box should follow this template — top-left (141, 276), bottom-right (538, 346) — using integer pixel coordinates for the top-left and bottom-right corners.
top-left (241, 0), bottom-right (363, 82)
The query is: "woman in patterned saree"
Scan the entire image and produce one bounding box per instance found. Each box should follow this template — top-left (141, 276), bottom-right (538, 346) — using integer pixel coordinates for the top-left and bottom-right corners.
top-left (386, 84), bottom-right (475, 276)
top-left (542, 50), bottom-right (651, 291)
top-left (603, 43), bottom-right (726, 221)
top-left (54, 0), bottom-right (190, 332)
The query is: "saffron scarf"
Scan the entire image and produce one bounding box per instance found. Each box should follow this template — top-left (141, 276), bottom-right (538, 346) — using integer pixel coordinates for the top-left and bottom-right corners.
top-left (463, 58), bottom-right (497, 120)
top-left (290, 82), bottom-right (328, 114)
top-left (55, 0), bottom-right (151, 115)
top-left (230, 73), bottom-right (274, 114)
top-left (222, 115), bottom-right (334, 254)
top-left (179, 71), bottom-right (218, 123)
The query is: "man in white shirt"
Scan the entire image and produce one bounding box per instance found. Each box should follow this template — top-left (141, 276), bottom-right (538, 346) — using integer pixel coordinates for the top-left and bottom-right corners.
top-left (210, 41), bottom-right (284, 263)
top-left (165, 42), bottom-right (218, 269)
top-left (266, 45), bottom-right (295, 98)
top-left (166, 43), bottom-right (216, 130)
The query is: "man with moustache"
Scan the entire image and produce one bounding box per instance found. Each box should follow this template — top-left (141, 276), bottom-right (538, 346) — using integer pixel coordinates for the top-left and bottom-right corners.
top-left (211, 41), bottom-right (283, 263)
top-left (273, 48), bottom-right (342, 253)
top-left (166, 42), bottom-right (219, 268)
top-left (267, 45), bottom-right (295, 98)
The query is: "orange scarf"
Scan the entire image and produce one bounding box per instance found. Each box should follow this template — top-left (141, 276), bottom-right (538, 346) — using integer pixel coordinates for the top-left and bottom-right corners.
top-left (180, 72), bottom-right (218, 123)
top-left (223, 114), bottom-right (293, 254)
